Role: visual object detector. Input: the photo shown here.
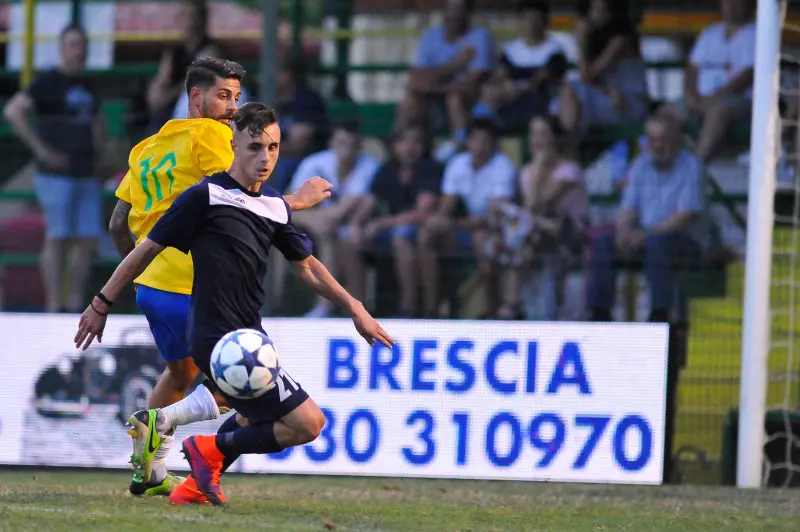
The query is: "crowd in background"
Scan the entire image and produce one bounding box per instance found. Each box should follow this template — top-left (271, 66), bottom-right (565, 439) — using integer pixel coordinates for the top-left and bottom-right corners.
top-left (0, 0), bottom-right (757, 323)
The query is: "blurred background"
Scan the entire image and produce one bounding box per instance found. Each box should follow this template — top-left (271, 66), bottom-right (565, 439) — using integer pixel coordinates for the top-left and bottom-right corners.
top-left (0, 0), bottom-right (797, 485)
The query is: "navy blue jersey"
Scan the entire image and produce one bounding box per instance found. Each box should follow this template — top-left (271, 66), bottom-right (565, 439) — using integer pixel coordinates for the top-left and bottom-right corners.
top-left (148, 171), bottom-right (312, 353)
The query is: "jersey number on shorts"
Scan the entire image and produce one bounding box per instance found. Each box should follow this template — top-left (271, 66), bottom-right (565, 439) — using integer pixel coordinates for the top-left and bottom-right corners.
top-left (139, 151), bottom-right (177, 211)
top-left (276, 369), bottom-right (300, 402)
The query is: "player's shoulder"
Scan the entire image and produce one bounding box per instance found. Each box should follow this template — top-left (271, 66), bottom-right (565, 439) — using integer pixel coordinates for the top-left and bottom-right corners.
top-left (188, 118), bottom-right (234, 140)
top-left (128, 135), bottom-right (155, 165)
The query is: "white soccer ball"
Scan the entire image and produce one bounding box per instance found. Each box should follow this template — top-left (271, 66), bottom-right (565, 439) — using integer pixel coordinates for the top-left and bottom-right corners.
top-left (210, 329), bottom-right (281, 399)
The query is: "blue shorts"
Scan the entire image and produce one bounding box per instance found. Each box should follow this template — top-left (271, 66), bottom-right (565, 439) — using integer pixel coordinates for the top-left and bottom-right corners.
top-left (373, 224), bottom-right (418, 249)
top-left (34, 173), bottom-right (103, 239)
top-left (136, 285), bottom-right (192, 362)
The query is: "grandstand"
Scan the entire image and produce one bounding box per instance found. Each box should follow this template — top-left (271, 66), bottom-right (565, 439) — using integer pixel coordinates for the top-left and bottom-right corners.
top-left (0, 0), bottom-right (792, 490)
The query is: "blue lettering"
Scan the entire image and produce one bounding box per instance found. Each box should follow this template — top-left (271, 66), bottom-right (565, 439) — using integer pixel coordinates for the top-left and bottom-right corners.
top-left (268, 447), bottom-right (294, 460)
top-left (485, 412), bottom-right (522, 467)
top-left (546, 342), bottom-right (591, 395)
top-left (344, 409), bottom-right (380, 463)
top-left (402, 410), bottom-right (435, 465)
top-left (613, 415), bottom-right (652, 471)
top-left (526, 342), bottom-right (537, 393)
top-left (485, 341), bottom-right (518, 394)
top-left (411, 339), bottom-right (437, 391)
top-left (445, 340), bottom-right (476, 393)
top-left (370, 343), bottom-right (401, 390)
top-left (327, 339), bottom-right (358, 389)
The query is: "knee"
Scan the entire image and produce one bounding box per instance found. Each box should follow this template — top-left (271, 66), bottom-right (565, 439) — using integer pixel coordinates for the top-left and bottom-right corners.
top-left (298, 409), bottom-right (326, 444)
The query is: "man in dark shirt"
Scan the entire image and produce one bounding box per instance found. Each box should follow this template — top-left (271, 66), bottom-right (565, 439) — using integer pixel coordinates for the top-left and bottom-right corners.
top-left (3, 24), bottom-right (102, 314)
top-left (341, 124), bottom-right (442, 316)
top-left (74, 102), bottom-right (393, 506)
top-left (272, 57), bottom-right (329, 192)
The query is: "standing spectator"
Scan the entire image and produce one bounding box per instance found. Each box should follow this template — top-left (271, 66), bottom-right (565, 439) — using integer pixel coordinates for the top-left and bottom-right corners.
top-left (273, 56), bottom-right (330, 193)
top-left (3, 24), bottom-right (102, 313)
top-left (396, 0), bottom-right (494, 137)
top-left (484, 115), bottom-right (589, 319)
top-left (147, 0), bottom-right (219, 132)
top-left (672, 0), bottom-right (755, 162)
top-left (340, 124), bottom-right (443, 317)
top-left (284, 122), bottom-right (381, 318)
top-left (556, 0), bottom-right (649, 139)
top-left (418, 117), bottom-right (516, 318)
top-left (587, 113), bottom-right (707, 323)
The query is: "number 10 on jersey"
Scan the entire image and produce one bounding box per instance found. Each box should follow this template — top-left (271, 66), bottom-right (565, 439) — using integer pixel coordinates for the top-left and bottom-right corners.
top-left (140, 152), bottom-right (177, 211)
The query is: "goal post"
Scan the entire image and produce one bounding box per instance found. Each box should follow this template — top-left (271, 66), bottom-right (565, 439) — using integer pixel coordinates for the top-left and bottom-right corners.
top-left (737, 0), bottom-right (785, 489)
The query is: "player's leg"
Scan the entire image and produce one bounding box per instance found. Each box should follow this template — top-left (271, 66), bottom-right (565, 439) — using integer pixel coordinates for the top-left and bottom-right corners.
top-left (180, 367), bottom-right (323, 505)
top-left (128, 286), bottom-right (212, 492)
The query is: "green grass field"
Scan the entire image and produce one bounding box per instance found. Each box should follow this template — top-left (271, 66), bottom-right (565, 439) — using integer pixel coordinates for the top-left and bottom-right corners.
top-left (1, 470), bottom-right (800, 531)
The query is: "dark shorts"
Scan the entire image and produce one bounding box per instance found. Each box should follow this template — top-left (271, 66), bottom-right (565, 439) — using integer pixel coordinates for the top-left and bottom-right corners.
top-left (136, 285), bottom-right (191, 362)
top-left (193, 329), bottom-right (310, 425)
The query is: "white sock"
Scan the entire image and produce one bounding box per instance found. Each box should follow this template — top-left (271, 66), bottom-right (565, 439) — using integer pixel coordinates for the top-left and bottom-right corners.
top-left (150, 435), bottom-right (173, 484)
top-left (157, 384), bottom-right (220, 433)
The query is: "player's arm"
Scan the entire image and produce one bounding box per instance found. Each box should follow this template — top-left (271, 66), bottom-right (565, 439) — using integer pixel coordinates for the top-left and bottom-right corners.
top-left (291, 255), bottom-right (393, 348)
top-left (109, 199), bottom-right (135, 259)
top-left (283, 177), bottom-right (333, 211)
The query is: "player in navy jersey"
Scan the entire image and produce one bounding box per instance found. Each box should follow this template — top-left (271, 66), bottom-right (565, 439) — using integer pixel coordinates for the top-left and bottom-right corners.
top-left (74, 102), bottom-right (394, 506)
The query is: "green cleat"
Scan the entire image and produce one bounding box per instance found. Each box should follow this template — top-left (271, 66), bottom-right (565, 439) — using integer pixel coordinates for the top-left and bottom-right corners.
top-left (129, 471), bottom-right (185, 496)
top-left (126, 409), bottom-right (163, 483)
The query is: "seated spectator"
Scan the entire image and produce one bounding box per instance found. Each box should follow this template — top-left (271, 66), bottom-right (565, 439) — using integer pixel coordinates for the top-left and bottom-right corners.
top-left (396, 0), bottom-right (493, 137)
top-left (494, 0), bottom-right (568, 130)
top-left (3, 24), bottom-right (102, 314)
top-left (339, 124), bottom-right (443, 317)
top-left (146, 0), bottom-right (219, 133)
top-left (286, 121), bottom-right (381, 318)
top-left (483, 115), bottom-right (589, 320)
top-left (418, 117), bottom-right (516, 318)
top-left (664, 0), bottom-right (755, 163)
top-left (273, 56), bottom-right (330, 193)
top-left (587, 113), bottom-right (707, 323)
top-left (556, 0), bottom-right (648, 140)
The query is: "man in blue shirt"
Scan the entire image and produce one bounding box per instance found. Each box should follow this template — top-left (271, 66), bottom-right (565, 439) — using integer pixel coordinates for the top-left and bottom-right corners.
top-left (588, 113), bottom-right (707, 322)
top-left (74, 102), bottom-right (394, 506)
top-left (396, 0), bottom-right (494, 135)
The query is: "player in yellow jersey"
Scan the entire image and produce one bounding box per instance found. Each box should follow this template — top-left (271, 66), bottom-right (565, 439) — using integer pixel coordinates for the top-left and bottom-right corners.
top-left (107, 57), bottom-right (331, 496)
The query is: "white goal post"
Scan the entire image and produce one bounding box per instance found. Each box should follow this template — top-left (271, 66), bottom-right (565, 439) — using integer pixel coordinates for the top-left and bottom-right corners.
top-left (738, 0), bottom-right (785, 489)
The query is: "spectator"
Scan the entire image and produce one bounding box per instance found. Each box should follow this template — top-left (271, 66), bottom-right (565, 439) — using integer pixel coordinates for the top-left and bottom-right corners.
top-left (418, 117), bottom-right (516, 318)
top-left (483, 115), bottom-right (589, 320)
top-left (286, 121), bottom-right (381, 318)
top-left (556, 0), bottom-right (648, 139)
top-left (273, 56), bottom-right (330, 193)
top-left (340, 124), bottom-right (443, 317)
top-left (668, 0), bottom-right (755, 163)
top-left (494, 0), bottom-right (568, 130)
top-left (396, 0), bottom-right (493, 137)
top-left (147, 0), bottom-right (219, 132)
top-left (587, 113), bottom-right (707, 323)
top-left (3, 24), bottom-right (103, 313)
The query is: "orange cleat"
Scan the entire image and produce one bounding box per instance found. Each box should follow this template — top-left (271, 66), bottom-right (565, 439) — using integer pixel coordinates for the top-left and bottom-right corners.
top-left (168, 475), bottom-right (209, 505)
top-left (181, 435), bottom-right (227, 506)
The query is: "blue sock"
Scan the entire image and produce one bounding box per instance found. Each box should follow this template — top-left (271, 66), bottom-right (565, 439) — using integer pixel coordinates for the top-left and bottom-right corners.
top-left (216, 421), bottom-right (283, 457)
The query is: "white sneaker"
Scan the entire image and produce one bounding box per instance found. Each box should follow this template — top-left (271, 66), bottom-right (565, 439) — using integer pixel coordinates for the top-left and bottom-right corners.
top-left (304, 303), bottom-right (331, 318)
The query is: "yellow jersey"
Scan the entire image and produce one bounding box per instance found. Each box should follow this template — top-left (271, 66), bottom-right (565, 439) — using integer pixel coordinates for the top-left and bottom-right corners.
top-left (116, 119), bottom-right (234, 294)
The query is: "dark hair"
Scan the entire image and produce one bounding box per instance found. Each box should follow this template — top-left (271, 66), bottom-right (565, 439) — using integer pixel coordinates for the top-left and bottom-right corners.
top-left (233, 102), bottom-right (279, 138)
top-left (333, 120), bottom-right (361, 136)
top-left (389, 122), bottom-right (433, 160)
top-left (530, 114), bottom-right (567, 152)
top-left (184, 57), bottom-right (246, 97)
top-left (466, 116), bottom-right (502, 139)
top-left (517, 0), bottom-right (550, 20)
top-left (60, 23), bottom-right (87, 44)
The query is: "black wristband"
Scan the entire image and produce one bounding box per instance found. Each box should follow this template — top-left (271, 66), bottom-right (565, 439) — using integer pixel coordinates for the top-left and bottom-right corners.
top-left (95, 291), bottom-right (114, 306)
top-left (90, 302), bottom-right (108, 317)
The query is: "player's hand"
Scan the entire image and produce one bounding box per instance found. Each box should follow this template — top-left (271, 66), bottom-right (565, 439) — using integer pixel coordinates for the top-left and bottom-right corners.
top-left (74, 301), bottom-right (109, 350)
top-left (291, 177), bottom-right (333, 211)
top-left (351, 305), bottom-right (394, 349)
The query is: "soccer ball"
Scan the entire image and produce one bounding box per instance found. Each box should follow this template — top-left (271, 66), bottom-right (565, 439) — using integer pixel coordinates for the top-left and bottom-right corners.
top-left (210, 329), bottom-right (281, 399)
